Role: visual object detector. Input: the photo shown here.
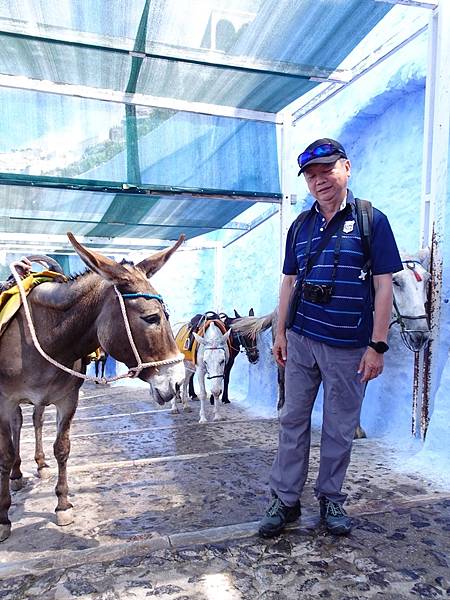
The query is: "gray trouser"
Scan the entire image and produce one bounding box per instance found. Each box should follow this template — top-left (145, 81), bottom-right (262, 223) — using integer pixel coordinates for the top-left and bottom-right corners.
top-left (270, 330), bottom-right (366, 506)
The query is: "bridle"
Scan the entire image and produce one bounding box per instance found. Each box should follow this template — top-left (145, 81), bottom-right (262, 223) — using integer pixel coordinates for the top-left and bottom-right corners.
top-left (233, 329), bottom-right (258, 357)
top-left (389, 260), bottom-right (430, 352)
top-left (8, 261), bottom-right (184, 384)
top-left (219, 312), bottom-right (258, 359)
top-left (202, 345), bottom-right (227, 380)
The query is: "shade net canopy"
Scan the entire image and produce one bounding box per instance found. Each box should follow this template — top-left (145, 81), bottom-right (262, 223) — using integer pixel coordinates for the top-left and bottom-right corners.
top-left (0, 0), bottom-right (393, 248)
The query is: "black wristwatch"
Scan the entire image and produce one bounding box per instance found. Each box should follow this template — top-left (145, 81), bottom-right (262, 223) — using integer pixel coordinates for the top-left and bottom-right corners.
top-left (368, 340), bottom-right (389, 354)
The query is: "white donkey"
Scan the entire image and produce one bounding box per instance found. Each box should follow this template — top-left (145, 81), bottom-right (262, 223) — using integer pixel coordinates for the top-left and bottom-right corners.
top-left (390, 257), bottom-right (431, 351)
top-left (173, 323), bottom-right (231, 423)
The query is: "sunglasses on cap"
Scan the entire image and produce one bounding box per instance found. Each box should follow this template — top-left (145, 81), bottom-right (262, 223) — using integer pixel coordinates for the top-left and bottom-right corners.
top-left (297, 143), bottom-right (347, 173)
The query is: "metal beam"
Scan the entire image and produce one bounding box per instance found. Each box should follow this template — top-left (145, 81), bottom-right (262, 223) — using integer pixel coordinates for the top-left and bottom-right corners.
top-left (418, 0), bottom-right (450, 439)
top-left (6, 215), bottom-right (249, 232)
top-left (0, 232), bottom-right (221, 253)
top-left (0, 73), bottom-right (280, 124)
top-left (223, 205), bottom-right (279, 248)
top-left (374, 0), bottom-right (438, 8)
top-left (0, 173), bottom-right (282, 204)
top-left (292, 17), bottom-right (428, 123)
top-left (0, 28), bottom-right (351, 83)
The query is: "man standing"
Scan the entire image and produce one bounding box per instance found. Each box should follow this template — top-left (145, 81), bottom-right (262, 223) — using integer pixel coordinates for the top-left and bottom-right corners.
top-left (259, 138), bottom-right (403, 538)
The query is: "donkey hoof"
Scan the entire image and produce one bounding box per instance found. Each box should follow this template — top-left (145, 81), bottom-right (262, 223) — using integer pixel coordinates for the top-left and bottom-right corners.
top-left (354, 425), bottom-right (367, 439)
top-left (213, 415), bottom-right (223, 422)
top-left (199, 418), bottom-right (207, 424)
top-left (0, 523), bottom-right (11, 542)
top-left (56, 507), bottom-right (74, 526)
top-left (170, 408), bottom-right (179, 415)
top-left (10, 477), bottom-right (24, 491)
top-left (38, 466), bottom-right (52, 480)
top-left (183, 406), bottom-right (192, 413)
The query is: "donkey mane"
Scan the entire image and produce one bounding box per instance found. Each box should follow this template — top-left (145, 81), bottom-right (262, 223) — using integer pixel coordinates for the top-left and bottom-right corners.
top-left (231, 310), bottom-right (275, 339)
top-left (66, 259), bottom-right (136, 282)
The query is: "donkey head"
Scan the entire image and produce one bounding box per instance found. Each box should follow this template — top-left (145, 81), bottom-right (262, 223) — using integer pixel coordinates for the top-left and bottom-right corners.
top-left (392, 259), bottom-right (431, 352)
top-left (68, 233), bottom-right (185, 404)
top-left (193, 324), bottom-right (231, 397)
top-left (230, 308), bottom-right (259, 364)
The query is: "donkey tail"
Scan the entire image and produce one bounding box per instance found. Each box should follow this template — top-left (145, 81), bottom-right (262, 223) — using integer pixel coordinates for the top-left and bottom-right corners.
top-left (230, 310), bottom-right (275, 339)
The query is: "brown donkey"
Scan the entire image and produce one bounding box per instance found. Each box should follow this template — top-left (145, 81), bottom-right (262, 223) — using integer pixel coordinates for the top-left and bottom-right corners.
top-left (0, 233), bottom-right (185, 542)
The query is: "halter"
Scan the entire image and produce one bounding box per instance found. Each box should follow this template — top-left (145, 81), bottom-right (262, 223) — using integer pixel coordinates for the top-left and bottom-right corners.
top-left (8, 260), bottom-right (184, 385)
top-left (389, 260), bottom-right (430, 352)
top-left (115, 287), bottom-right (183, 376)
top-left (233, 329), bottom-right (258, 357)
top-left (203, 345), bottom-right (227, 379)
top-left (218, 312), bottom-right (258, 359)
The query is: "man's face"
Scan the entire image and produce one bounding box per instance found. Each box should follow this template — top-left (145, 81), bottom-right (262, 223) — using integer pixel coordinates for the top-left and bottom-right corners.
top-left (303, 159), bottom-right (351, 205)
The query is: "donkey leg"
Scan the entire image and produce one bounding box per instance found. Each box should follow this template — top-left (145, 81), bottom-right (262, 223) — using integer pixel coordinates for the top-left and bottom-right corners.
top-left (182, 371), bottom-right (192, 412)
top-left (221, 357), bottom-right (233, 404)
top-left (33, 406), bottom-right (51, 479)
top-left (170, 394), bottom-right (179, 414)
top-left (197, 371), bottom-right (207, 424)
top-left (0, 419), bottom-right (14, 541)
top-left (354, 423), bottom-right (367, 439)
top-left (10, 406), bottom-right (24, 491)
top-left (188, 372), bottom-right (198, 401)
top-left (276, 365), bottom-right (286, 411)
top-left (53, 398), bottom-right (77, 526)
top-left (212, 394), bottom-right (222, 421)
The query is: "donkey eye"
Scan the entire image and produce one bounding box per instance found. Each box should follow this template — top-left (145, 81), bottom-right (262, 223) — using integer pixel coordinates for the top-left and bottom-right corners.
top-left (393, 279), bottom-right (401, 287)
top-left (141, 314), bottom-right (161, 325)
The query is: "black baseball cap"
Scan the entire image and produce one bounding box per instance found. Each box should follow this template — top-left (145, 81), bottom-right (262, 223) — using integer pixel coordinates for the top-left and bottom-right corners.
top-left (297, 138), bottom-right (348, 175)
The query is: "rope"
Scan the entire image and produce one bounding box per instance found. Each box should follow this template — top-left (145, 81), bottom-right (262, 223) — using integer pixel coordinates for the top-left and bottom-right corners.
top-left (8, 262), bottom-right (184, 385)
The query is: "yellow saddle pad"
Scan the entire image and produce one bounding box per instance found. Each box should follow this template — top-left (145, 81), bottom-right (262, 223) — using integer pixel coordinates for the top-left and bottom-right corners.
top-left (0, 271), bottom-right (66, 338)
top-left (175, 319), bottom-right (230, 365)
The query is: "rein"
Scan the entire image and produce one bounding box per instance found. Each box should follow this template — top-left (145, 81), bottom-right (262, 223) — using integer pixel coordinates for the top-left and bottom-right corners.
top-left (9, 262), bottom-right (184, 385)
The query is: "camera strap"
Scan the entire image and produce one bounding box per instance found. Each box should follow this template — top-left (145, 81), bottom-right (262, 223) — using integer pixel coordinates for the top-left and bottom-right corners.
top-left (304, 205), bottom-right (351, 278)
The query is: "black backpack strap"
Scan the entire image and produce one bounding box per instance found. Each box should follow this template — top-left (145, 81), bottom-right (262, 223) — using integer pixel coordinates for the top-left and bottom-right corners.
top-left (355, 198), bottom-right (373, 280)
top-left (290, 209), bottom-right (311, 258)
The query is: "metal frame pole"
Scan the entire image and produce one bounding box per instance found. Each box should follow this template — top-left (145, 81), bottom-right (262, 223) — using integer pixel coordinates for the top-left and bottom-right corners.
top-left (419, 0), bottom-right (450, 439)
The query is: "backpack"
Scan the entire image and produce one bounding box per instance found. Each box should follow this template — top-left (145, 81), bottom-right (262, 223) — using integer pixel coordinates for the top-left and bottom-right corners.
top-left (290, 198), bottom-right (373, 280)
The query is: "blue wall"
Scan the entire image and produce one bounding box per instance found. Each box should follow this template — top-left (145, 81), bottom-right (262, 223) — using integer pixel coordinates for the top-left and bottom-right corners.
top-left (224, 30), bottom-right (450, 486)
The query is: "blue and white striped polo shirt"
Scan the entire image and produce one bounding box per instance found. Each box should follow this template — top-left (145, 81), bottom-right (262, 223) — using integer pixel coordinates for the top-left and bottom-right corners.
top-left (283, 191), bottom-right (403, 348)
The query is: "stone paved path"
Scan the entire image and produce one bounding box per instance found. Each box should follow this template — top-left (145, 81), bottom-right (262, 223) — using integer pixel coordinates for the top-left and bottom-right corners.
top-left (0, 383), bottom-right (449, 599)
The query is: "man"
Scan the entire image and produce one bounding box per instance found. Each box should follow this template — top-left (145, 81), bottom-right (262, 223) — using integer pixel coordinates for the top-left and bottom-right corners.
top-left (259, 138), bottom-right (403, 538)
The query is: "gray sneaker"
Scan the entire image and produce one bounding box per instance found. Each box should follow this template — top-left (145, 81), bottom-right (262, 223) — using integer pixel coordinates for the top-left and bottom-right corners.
top-left (258, 496), bottom-right (301, 538)
top-left (320, 497), bottom-right (353, 535)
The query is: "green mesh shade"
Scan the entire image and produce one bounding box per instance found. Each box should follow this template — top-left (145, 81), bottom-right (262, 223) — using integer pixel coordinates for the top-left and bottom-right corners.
top-left (0, 0), bottom-right (393, 247)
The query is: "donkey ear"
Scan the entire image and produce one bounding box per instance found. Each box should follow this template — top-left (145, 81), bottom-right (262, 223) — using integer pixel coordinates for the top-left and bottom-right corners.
top-left (234, 309), bottom-right (241, 318)
top-left (249, 308), bottom-right (254, 316)
top-left (67, 232), bottom-right (133, 284)
top-left (193, 331), bottom-right (206, 346)
top-left (222, 329), bottom-right (232, 342)
top-left (137, 235), bottom-right (185, 278)
top-left (418, 246), bottom-right (431, 271)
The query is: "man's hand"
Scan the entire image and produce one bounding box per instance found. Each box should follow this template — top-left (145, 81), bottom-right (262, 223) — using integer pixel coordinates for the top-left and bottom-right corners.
top-left (358, 347), bottom-right (384, 383)
top-left (272, 332), bottom-right (287, 367)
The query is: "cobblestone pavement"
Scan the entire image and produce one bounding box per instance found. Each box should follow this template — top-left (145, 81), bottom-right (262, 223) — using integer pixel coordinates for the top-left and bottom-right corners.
top-left (0, 384), bottom-right (449, 599)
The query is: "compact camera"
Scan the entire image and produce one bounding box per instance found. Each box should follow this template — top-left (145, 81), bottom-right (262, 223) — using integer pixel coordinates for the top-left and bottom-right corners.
top-left (302, 282), bottom-right (333, 304)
